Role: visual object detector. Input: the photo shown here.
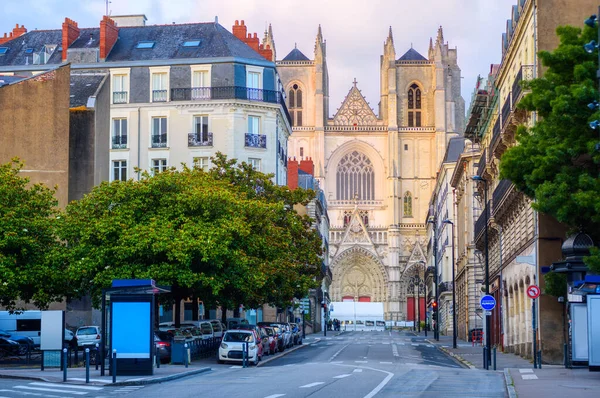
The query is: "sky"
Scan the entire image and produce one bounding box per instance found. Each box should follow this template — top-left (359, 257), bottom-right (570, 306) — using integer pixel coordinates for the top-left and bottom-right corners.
top-left (1, 0), bottom-right (519, 118)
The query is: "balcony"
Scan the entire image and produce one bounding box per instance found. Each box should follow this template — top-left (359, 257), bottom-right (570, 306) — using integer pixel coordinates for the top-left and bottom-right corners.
top-left (112, 135), bottom-right (127, 149)
top-left (501, 93), bottom-right (512, 129)
top-left (152, 90), bottom-right (168, 102)
top-left (438, 282), bottom-right (453, 294)
top-left (171, 86), bottom-right (292, 126)
top-left (112, 91), bottom-right (127, 104)
top-left (245, 133), bottom-right (267, 149)
top-left (512, 65), bottom-right (534, 108)
top-left (490, 118), bottom-right (501, 152)
top-left (492, 179), bottom-right (514, 216)
top-left (474, 201), bottom-right (489, 242)
top-left (476, 148), bottom-right (487, 177)
top-left (188, 132), bottom-right (213, 147)
top-left (151, 133), bottom-right (167, 148)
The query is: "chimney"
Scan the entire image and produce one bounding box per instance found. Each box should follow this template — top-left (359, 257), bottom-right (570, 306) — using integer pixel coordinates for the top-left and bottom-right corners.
top-left (100, 16), bottom-right (119, 60)
top-left (62, 18), bottom-right (80, 61)
top-left (0, 24), bottom-right (27, 45)
top-left (287, 158), bottom-right (299, 190)
top-left (232, 20), bottom-right (247, 41)
top-left (258, 44), bottom-right (273, 61)
top-left (299, 157), bottom-right (314, 175)
top-left (245, 32), bottom-right (260, 52)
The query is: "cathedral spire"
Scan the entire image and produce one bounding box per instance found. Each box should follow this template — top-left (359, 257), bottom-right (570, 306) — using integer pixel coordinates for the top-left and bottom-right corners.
top-left (315, 24), bottom-right (325, 62)
top-left (387, 26), bottom-right (393, 43)
top-left (428, 37), bottom-right (434, 60)
top-left (261, 22), bottom-right (276, 61)
top-left (384, 26), bottom-right (395, 58)
top-left (436, 25), bottom-right (444, 47)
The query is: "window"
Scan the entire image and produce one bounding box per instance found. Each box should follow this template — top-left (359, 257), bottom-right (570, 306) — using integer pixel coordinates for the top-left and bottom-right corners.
top-left (25, 48), bottom-right (33, 54)
top-left (194, 157), bottom-right (209, 171)
top-left (112, 74), bottom-right (127, 104)
top-left (152, 159), bottom-right (167, 174)
top-left (248, 116), bottom-right (260, 134)
top-left (112, 118), bottom-right (128, 149)
top-left (336, 151), bottom-right (375, 201)
top-left (151, 117), bottom-right (168, 148)
top-left (246, 116), bottom-right (265, 148)
top-left (136, 41), bottom-right (155, 49)
top-left (247, 70), bottom-right (261, 100)
top-left (403, 191), bottom-right (413, 217)
top-left (152, 73), bottom-right (168, 102)
top-left (288, 83), bottom-right (303, 126)
top-left (404, 144), bottom-right (408, 151)
top-left (192, 70), bottom-right (209, 99)
top-left (183, 40), bottom-right (201, 47)
top-left (192, 115), bottom-right (211, 145)
top-left (0, 48), bottom-right (8, 55)
top-left (113, 160), bottom-right (127, 181)
top-left (407, 83), bottom-right (422, 127)
top-left (300, 147), bottom-right (304, 158)
top-left (248, 158), bottom-right (261, 171)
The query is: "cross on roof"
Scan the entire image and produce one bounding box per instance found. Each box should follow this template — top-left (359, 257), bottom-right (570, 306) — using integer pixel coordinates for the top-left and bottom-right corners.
top-left (353, 78), bottom-right (358, 87)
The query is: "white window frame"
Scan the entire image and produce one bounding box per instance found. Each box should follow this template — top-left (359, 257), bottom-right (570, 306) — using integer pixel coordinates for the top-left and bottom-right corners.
top-left (246, 65), bottom-right (263, 100)
top-left (193, 156), bottom-right (210, 171)
top-left (248, 115), bottom-right (260, 135)
top-left (110, 68), bottom-right (130, 104)
top-left (193, 115), bottom-right (210, 142)
top-left (151, 116), bottom-right (168, 148)
top-left (248, 158), bottom-right (261, 171)
top-left (112, 160), bottom-right (127, 181)
top-left (149, 66), bottom-right (170, 102)
top-left (112, 118), bottom-right (128, 149)
top-left (151, 158), bottom-right (168, 175)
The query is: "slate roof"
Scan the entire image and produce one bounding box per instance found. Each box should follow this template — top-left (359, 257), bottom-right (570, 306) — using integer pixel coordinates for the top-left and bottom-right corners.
top-left (69, 73), bottom-right (107, 107)
top-left (0, 22), bottom-right (267, 67)
top-left (443, 137), bottom-right (466, 163)
top-left (398, 48), bottom-right (427, 61)
top-left (0, 30), bottom-right (63, 67)
top-left (282, 48), bottom-right (310, 61)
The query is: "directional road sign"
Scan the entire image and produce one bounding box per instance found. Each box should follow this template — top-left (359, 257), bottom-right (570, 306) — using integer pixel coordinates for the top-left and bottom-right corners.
top-left (527, 285), bottom-right (541, 299)
top-left (480, 295), bottom-right (496, 311)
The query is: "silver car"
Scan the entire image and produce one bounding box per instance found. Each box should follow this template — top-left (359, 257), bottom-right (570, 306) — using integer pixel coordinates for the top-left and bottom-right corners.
top-left (75, 326), bottom-right (101, 347)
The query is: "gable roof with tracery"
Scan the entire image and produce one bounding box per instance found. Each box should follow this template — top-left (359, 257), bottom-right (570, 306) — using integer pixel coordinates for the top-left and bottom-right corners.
top-left (332, 81), bottom-right (379, 126)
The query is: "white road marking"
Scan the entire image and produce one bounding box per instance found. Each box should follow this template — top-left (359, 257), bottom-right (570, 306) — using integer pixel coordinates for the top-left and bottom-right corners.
top-left (330, 361), bottom-right (344, 364)
top-left (519, 369), bottom-right (534, 373)
top-left (427, 345), bottom-right (434, 348)
top-left (28, 383), bottom-right (102, 391)
top-left (230, 365), bottom-right (243, 368)
top-left (329, 344), bottom-right (350, 362)
top-left (15, 386), bottom-right (88, 395)
top-left (380, 361), bottom-right (393, 364)
top-left (68, 378), bottom-right (111, 383)
top-left (299, 382), bottom-right (325, 388)
top-left (521, 374), bottom-right (538, 380)
top-left (353, 369), bottom-right (363, 373)
top-left (355, 360), bottom-right (368, 363)
top-left (411, 343), bottom-right (419, 346)
top-left (333, 374), bottom-right (352, 379)
top-left (264, 395), bottom-right (286, 398)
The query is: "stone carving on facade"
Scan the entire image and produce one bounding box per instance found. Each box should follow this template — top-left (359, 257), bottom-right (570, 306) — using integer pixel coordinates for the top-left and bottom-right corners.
top-left (332, 81), bottom-right (378, 126)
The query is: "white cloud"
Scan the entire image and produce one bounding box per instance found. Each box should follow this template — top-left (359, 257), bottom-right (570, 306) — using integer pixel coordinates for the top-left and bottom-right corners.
top-left (2, 0), bottom-right (519, 117)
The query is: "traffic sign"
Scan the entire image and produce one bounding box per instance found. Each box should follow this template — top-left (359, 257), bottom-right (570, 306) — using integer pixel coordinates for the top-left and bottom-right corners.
top-left (480, 295), bottom-right (496, 311)
top-left (527, 285), bottom-right (541, 299)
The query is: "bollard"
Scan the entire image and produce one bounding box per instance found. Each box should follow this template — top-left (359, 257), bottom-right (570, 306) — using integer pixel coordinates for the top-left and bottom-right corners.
top-left (85, 348), bottom-right (90, 384)
top-left (63, 348), bottom-right (68, 382)
top-left (156, 349), bottom-right (160, 369)
top-left (41, 351), bottom-right (45, 371)
top-left (242, 342), bottom-right (247, 368)
top-left (184, 343), bottom-right (189, 368)
top-left (538, 351), bottom-right (542, 369)
top-left (95, 344), bottom-right (99, 371)
top-left (112, 350), bottom-right (117, 384)
top-left (483, 347), bottom-right (488, 370)
top-left (493, 347), bottom-right (497, 371)
top-left (564, 343), bottom-right (568, 368)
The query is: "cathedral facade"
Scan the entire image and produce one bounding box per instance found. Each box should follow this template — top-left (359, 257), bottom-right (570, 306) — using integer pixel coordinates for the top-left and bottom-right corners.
top-left (275, 26), bottom-right (464, 321)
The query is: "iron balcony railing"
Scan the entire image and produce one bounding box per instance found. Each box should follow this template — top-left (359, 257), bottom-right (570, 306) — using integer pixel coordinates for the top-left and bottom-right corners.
top-left (245, 133), bottom-right (267, 149)
top-left (151, 133), bottom-right (167, 148)
top-left (490, 118), bottom-right (501, 150)
top-left (188, 132), bottom-right (213, 147)
top-left (474, 201), bottom-right (489, 240)
top-left (438, 282), bottom-right (453, 294)
top-left (152, 90), bottom-right (168, 102)
top-left (113, 91), bottom-right (127, 104)
top-left (512, 65), bottom-right (534, 108)
top-left (112, 135), bottom-right (127, 149)
top-left (171, 86), bottom-right (292, 126)
top-left (501, 93), bottom-right (512, 129)
top-left (492, 179), bottom-right (514, 215)
top-left (477, 148), bottom-right (487, 177)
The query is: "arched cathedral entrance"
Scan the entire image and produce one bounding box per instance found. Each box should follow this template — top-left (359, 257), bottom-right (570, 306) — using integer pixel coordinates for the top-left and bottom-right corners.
top-left (330, 246), bottom-right (388, 303)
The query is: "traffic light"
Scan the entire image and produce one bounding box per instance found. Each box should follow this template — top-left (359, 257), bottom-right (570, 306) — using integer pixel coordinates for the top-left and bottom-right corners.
top-left (432, 301), bottom-right (438, 311)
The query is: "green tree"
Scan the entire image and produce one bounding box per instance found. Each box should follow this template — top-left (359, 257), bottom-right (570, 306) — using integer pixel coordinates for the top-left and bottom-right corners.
top-left (499, 24), bottom-right (600, 272)
top-left (0, 159), bottom-right (64, 310)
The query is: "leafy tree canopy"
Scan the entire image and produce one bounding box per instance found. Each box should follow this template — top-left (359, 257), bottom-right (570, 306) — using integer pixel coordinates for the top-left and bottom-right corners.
top-left (499, 25), bottom-right (600, 272)
top-left (0, 159), bottom-right (64, 311)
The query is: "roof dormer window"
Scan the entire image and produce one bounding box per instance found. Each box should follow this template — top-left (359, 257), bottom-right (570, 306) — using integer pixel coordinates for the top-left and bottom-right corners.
top-left (136, 41), bottom-right (155, 49)
top-left (0, 48), bottom-right (9, 55)
top-left (182, 40), bottom-right (201, 47)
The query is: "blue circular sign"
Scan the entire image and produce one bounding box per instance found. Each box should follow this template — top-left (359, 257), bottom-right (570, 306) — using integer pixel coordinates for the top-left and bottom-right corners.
top-left (480, 295), bottom-right (496, 311)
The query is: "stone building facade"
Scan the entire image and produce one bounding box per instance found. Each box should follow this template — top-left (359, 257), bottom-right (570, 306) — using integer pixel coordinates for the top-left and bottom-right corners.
top-left (276, 26), bottom-right (464, 321)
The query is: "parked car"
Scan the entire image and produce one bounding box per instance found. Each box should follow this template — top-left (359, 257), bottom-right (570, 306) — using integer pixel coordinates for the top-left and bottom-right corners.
top-left (65, 329), bottom-right (78, 348)
top-left (218, 330), bottom-right (262, 365)
top-left (290, 323), bottom-right (302, 345)
top-left (0, 337), bottom-right (21, 356)
top-left (277, 323), bottom-right (293, 349)
top-left (75, 326), bottom-right (101, 348)
top-left (262, 326), bottom-right (278, 354)
top-left (257, 323), bottom-right (287, 352)
top-left (207, 320), bottom-right (224, 339)
top-left (226, 318), bottom-right (249, 330)
top-left (0, 329), bottom-right (35, 354)
top-left (154, 332), bottom-right (172, 364)
top-left (258, 326), bottom-right (272, 356)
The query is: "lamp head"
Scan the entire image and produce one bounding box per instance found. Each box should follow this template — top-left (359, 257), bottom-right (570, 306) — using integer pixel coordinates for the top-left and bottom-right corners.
top-left (584, 40), bottom-right (598, 54)
top-left (590, 120), bottom-right (600, 130)
top-left (585, 14), bottom-right (598, 28)
top-left (442, 219), bottom-right (453, 225)
top-left (588, 101), bottom-right (599, 111)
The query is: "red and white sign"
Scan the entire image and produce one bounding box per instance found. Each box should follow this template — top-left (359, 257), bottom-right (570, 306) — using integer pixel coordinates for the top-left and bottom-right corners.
top-left (527, 285), bottom-right (541, 299)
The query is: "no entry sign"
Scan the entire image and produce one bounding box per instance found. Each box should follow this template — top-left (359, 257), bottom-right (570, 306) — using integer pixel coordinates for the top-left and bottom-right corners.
top-left (527, 285), bottom-right (541, 299)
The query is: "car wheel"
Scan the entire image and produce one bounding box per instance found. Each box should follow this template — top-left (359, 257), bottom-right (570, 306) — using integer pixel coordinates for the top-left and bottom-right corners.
top-left (17, 344), bottom-right (29, 356)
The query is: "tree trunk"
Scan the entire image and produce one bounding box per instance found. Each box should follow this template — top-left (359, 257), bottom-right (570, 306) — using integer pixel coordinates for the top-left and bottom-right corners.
top-left (221, 305), bottom-right (227, 325)
top-left (174, 296), bottom-right (182, 328)
top-left (191, 294), bottom-right (199, 321)
top-left (233, 305), bottom-right (240, 318)
top-left (204, 305), bottom-right (211, 320)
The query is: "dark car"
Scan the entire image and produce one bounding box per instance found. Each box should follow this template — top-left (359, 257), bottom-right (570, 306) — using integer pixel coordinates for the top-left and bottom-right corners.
top-left (0, 329), bottom-right (34, 355)
top-left (258, 323), bottom-right (286, 352)
top-left (289, 322), bottom-right (302, 345)
top-left (0, 337), bottom-right (21, 356)
top-left (155, 332), bottom-right (172, 363)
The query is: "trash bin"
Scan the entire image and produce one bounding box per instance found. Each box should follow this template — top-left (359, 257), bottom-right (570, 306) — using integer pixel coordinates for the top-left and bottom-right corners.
top-left (171, 337), bottom-right (191, 364)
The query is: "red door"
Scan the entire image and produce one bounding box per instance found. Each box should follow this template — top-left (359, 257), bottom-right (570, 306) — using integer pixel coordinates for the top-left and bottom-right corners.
top-left (407, 297), bottom-right (415, 321)
top-left (358, 296), bottom-right (371, 302)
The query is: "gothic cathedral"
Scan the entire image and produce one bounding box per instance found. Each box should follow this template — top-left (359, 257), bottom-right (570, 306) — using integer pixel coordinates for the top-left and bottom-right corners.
top-left (275, 26), bottom-right (464, 321)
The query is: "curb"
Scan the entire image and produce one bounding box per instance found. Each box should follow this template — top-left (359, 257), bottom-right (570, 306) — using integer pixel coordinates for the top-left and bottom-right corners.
top-left (503, 368), bottom-right (517, 398)
top-left (0, 373), bottom-right (52, 382)
top-left (109, 367), bottom-right (211, 386)
top-left (257, 341), bottom-right (313, 367)
top-left (425, 339), bottom-right (476, 369)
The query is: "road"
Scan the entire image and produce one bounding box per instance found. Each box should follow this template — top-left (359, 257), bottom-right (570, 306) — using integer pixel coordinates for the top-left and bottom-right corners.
top-left (0, 331), bottom-right (506, 398)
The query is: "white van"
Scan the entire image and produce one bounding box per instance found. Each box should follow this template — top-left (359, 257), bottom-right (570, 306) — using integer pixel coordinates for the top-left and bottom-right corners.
top-left (0, 311), bottom-right (42, 346)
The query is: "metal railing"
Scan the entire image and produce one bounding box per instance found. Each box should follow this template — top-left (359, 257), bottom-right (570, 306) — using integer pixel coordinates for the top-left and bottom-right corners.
top-left (438, 282), bottom-right (453, 294)
top-left (170, 86), bottom-right (292, 126)
top-left (512, 65), bottom-right (534, 108)
top-left (245, 133), bottom-right (267, 148)
top-left (477, 148), bottom-right (487, 177)
top-left (490, 118), bottom-right (501, 150)
top-left (492, 179), bottom-right (513, 215)
top-left (188, 132), bottom-right (213, 147)
top-left (112, 135), bottom-right (127, 149)
top-left (474, 201), bottom-right (489, 240)
top-left (112, 91), bottom-right (127, 104)
top-left (152, 90), bottom-right (168, 102)
top-left (151, 133), bottom-right (167, 148)
top-left (501, 93), bottom-right (512, 129)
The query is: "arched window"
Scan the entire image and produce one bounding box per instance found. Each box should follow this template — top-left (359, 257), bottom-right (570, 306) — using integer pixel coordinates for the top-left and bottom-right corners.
top-left (408, 84), bottom-right (422, 127)
top-left (403, 191), bottom-right (413, 217)
top-left (336, 151), bottom-right (375, 201)
top-left (288, 83), bottom-right (303, 127)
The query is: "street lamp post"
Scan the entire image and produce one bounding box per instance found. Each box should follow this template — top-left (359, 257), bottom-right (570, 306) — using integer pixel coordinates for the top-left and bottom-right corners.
top-left (443, 219), bottom-right (458, 349)
top-left (419, 261), bottom-right (427, 337)
top-left (428, 214), bottom-right (440, 341)
top-left (472, 175), bottom-right (491, 367)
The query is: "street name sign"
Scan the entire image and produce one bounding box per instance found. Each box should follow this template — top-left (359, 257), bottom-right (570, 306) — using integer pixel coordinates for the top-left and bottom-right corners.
top-left (480, 295), bottom-right (496, 311)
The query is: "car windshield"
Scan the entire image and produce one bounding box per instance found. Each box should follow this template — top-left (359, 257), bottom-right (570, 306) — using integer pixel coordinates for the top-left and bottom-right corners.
top-left (77, 327), bottom-right (98, 335)
top-left (201, 324), bottom-right (212, 334)
top-left (223, 332), bottom-right (253, 342)
top-left (209, 321), bottom-right (221, 331)
top-left (264, 328), bottom-right (274, 336)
